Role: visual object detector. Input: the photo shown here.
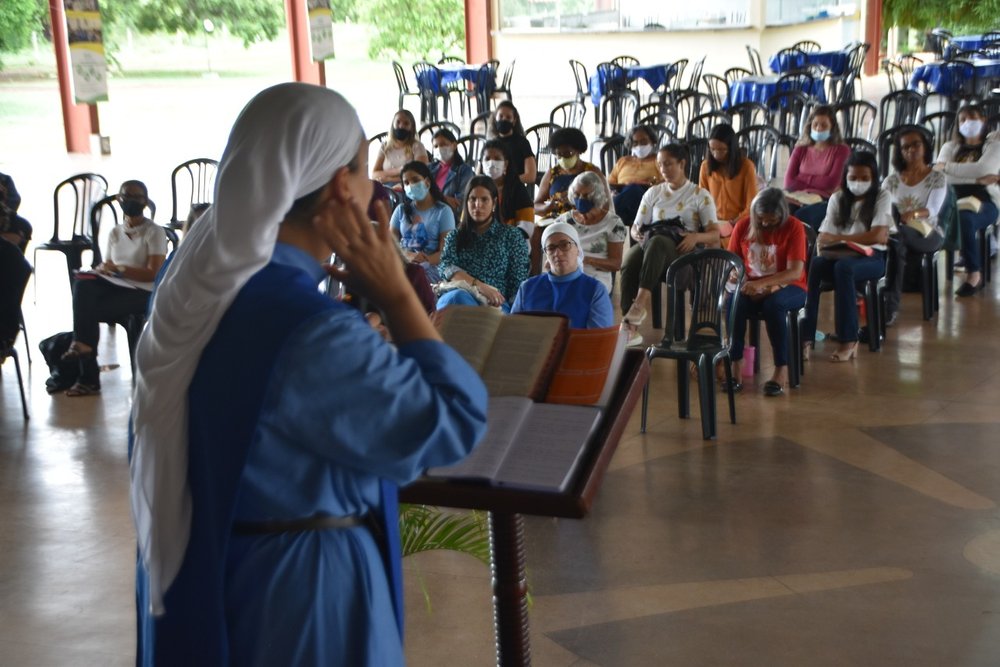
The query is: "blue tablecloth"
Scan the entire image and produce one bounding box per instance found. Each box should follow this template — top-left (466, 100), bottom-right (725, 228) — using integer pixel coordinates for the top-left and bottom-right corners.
top-left (768, 49), bottom-right (850, 76)
top-left (944, 35), bottom-right (988, 59)
top-left (724, 75), bottom-right (827, 109)
top-left (416, 63), bottom-right (494, 95)
top-left (588, 64), bottom-right (677, 105)
top-left (909, 59), bottom-right (1000, 96)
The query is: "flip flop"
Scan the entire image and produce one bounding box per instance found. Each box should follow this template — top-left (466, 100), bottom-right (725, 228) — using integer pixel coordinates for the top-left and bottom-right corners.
top-left (763, 380), bottom-right (784, 397)
top-left (65, 382), bottom-right (101, 397)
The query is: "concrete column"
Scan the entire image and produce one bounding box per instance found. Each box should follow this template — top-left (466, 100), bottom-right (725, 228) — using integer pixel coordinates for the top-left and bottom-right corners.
top-left (49, 0), bottom-right (93, 154)
top-left (284, 0), bottom-right (323, 85)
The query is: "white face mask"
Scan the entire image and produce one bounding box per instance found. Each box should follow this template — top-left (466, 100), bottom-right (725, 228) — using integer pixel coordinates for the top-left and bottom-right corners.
top-left (631, 144), bottom-right (654, 159)
top-left (437, 146), bottom-right (454, 162)
top-left (846, 180), bottom-right (872, 196)
top-left (482, 159), bottom-right (505, 179)
top-left (959, 119), bottom-right (984, 139)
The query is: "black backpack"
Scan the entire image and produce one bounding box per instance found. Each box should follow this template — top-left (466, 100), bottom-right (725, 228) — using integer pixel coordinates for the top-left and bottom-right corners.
top-left (39, 331), bottom-right (79, 394)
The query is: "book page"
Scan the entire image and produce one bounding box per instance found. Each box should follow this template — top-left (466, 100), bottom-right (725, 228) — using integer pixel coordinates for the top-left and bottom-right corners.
top-left (436, 306), bottom-right (503, 374)
top-left (785, 191), bottom-right (823, 206)
top-left (494, 403), bottom-right (603, 493)
top-left (546, 326), bottom-right (621, 406)
top-left (425, 396), bottom-right (533, 481)
top-left (480, 315), bottom-right (566, 397)
top-left (75, 270), bottom-right (140, 290)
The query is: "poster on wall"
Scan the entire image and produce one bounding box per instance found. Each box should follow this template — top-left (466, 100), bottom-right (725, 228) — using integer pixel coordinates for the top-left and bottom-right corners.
top-left (307, 0), bottom-right (335, 62)
top-left (64, 0), bottom-right (109, 103)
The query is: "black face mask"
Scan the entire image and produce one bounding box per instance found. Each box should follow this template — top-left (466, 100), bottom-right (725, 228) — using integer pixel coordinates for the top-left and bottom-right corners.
top-left (121, 199), bottom-right (145, 217)
top-left (392, 127), bottom-right (412, 141)
top-left (495, 119), bottom-right (514, 135)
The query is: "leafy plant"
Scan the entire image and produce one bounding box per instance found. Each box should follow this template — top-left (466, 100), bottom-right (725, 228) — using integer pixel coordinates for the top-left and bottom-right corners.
top-left (884, 0), bottom-right (1000, 32)
top-left (365, 0), bottom-right (464, 60)
top-left (399, 504), bottom-right (491, 564)
top-left (0, 0), bottom-right (45, 53)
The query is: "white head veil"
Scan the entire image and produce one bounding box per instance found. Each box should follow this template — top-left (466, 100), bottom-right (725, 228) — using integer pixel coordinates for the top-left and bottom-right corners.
top-left (130, 82), bottom-right (365, 614)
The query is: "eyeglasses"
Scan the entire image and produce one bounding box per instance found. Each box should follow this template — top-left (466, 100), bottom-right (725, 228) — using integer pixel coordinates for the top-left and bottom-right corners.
top-left (544, 240), bottom-right (575, 255)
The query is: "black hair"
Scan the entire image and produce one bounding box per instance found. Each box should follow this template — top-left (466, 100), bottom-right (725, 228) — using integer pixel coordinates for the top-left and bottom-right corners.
top-left (953, 103), bottom-right (988, 144)
top-left (891, 125), bottom-right (933, 173)
top-left (629, 125), bottom-right (658, 147)
top-left (400, 160), bottom-right (447, 226)
top-left (457, 175), bottom-right (499, 250)
top-left (488, 101), bottom-right (526, 138)
top-left (834, 151), bottom-right (880, 231)
top-left (706, 124), bottom-right (743, 178)
top-left (659, 143), bottom-right (690, 173)
top-left (549, 127), bottom-right (588, 154)
top-left (120, 179), bottom-right (148, 198)
top-left (433, 128), bottom-right (465, 166)
top-left (481, 139), bottom-right (522, 223)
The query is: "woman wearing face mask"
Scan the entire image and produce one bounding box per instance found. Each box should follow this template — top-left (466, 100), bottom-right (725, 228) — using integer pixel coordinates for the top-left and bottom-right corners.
top-left (510, 222), bottom-right (614, 329)
top-left (436, 176), bottom-right (530, 311)
top-left (489, 101), bottom-right (537, 186)
top-left (802, 152), bottom-right (893, 362)
top-left (882, 127), bottom-right (948, 323)
top-left (429, 129), bottom-right (474, 212)
top-left (60, 180), bottom-right (167, 396)
top-left (620, 144), bottom-right (721, 347)
top-left (784, 106), bottom-right (852, 231)
top-left (608, 125), bottom-right (664, 226)
top-left (699, 123), bottom-right (759, 247)
top-left (535, 127), bottom-right (604, 220)
top-left (390, 161), bottom-right (456, 284)
top-left (372, 109), bottom-right (429, 187)
top-left (553, 171), bottom-right (626, 294)
top-left (934, 103), bottom-right (1000, 296)
top-left (481, 140), bottom-right (534, 229)
top-left (727, 188), bottom-right (808, 396)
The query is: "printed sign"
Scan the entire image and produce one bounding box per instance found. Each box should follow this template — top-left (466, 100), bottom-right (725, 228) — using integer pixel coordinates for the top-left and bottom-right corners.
top-left (307, 0), bottom-right (335, 62)
top-left (64, 0), bottom-right (109, 103)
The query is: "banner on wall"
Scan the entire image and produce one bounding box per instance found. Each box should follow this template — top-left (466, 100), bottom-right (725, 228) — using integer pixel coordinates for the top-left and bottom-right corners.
top-left (307, 0), bottom-right (335, 62)
top-left (64, 0), bottom-right (109, 103)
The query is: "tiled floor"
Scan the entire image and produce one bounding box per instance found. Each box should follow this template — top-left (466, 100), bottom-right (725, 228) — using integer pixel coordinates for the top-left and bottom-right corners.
top-left (3, 261), bottom-right (1000, 666)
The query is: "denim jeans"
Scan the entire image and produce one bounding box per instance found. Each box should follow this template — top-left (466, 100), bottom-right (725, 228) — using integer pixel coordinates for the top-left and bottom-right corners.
top-left (802, 252), bottom-right (886, 344)
top-left (958, 201), bottom-right (998, 273)
top-left (731, 286), bottom-right (807, 367)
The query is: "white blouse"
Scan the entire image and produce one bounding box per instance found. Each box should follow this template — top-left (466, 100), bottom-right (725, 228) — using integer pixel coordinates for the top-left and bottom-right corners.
top-left (936, 132), bottom-right (1000, 209)
top-left (883, 170), bottom-right (947, 234)
top-left (819, 188), bottom-right (895, 251)
top-left (632, 180), bottom-right (719, 235)
top-left (107, 218), bottom-right (168, 290)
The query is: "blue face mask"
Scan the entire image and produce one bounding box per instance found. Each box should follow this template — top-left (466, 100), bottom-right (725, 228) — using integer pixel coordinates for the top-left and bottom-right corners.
top-left (810, 129), bottom-right (831, 143)
top-left (573, 197), bottom-right (595, 214)
top-left (404, 181), bottom-right (429, 202)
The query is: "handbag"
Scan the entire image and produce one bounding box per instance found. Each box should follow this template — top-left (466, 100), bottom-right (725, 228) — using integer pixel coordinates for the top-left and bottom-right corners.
top-left (640, 217), bottom-right (688, 247)
top-left (39, 331), bottom-right (79, 394)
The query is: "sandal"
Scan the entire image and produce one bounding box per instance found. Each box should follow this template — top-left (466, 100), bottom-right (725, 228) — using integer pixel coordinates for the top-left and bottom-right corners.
top-left (623, 303), bottom-right (648, 328)
top-left (719, 378), bottom-right (743, 394)
top-left (802, 342), bottom-right (812, 362)
top-left (65, 382), bottom-right (101, 397)
top-left (763, 380), bottom-right (784, 397)
top-left (61, 342), bottom-right (94, 362)
top-left (829, 343), bottom-right (857, 363)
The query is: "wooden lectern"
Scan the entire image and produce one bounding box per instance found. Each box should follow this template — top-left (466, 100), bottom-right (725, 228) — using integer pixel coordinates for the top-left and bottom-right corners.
top-left (401, 349), bottom-right (650, 666)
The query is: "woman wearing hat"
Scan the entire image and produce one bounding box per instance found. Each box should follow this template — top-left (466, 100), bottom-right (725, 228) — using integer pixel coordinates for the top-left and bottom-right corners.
top-left (510, 221), bottom-right (613, 328)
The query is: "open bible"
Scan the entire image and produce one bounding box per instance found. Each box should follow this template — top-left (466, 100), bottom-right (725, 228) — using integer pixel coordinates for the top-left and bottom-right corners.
top-left (819, 240), bottom-right (875, 257)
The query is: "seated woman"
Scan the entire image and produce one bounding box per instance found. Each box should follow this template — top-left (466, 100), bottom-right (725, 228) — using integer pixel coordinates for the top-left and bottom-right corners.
top-left (481, 140), bottom-right (534, 230)
top-left (801, 152), bottom-right (893, 362)
top-left (510, 222), bottom-right (613, 329)
top-left (883, 126), bottom-right (948, 323)
top-left (620, 144), bottom-right (721, 347)
top-left (371, 109), bottom-right (429, 187)
top-left (0, 177), bottom-right (31, 252)
top-left (489, 101), bottom-right (537, 186)
top-left (553, 171), bottom-right (626, 294)
top-left (436, 176), bottom-right (530, 311)
top-left (727, 188), bottom-right (808, 396)
top-left (430, 128), bottom-right (474, 212)
top-left (608, 125), bottom-right (663, 226)
top-left (699, 123), bottom-right (758, 246)
top-left (535, 127), bottom-right (604, 221)
top-left (391, 161), bottom-right (456, 283)
top-left (935, 103), bottom-right (1000, 297)
top-left (61, 179), bottom-right (167, 396)
top-left (783, 105), bottom-right (852, 230)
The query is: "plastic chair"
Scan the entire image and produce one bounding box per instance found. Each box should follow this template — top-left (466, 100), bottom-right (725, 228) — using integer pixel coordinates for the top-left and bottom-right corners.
top-left (835, 100), bottom-right (877, 142)
top-left (685, 111), bottom-right (733, 141)
top-left (793, 40), bottom-right (822, 53)
top-left (392, 61), bottom-right (421, 111)
top-left (524, 123), bottom-right (560, 185)
top-left (549, 101), bottom-right (586, 130)
top-left (0, 239), bottom-right (31, 420)
top-left (169, 158), bottom-right (217, 230)
top-left (569, 60), bottom-right (589, 106)
top-left (33, 173), bottom-right (108, 292)
top-left (598, 135), bottom-right (626, 175)
top-left (736, 124), bottom-right (781, 184)
top-left (701, 74), bottom-right (730, 111)
top-left (920, 110), bottom-right (956, 156)
top-left (455, 134), bottom-right (485, 163)
top-left (724, 67), bottom-right (752, 88)
top-left (641, 249), bottom-right (746, 440)
top-left (412, 62), bottom-right (450, 122)
top-left (765, 90), bottom-right (811, 149)
top-left (746, 45), bottom-right (765, 75)
top-left (491, 59), bottom-right (515, 107)
top-left (418, 120), bottom-right (462, 155)
top-left (728, 102), bottom-right (768, 133)
top-left (878, 90), bottom-right (922, 138)
top-left (90, 194), bottom-right (160, 267)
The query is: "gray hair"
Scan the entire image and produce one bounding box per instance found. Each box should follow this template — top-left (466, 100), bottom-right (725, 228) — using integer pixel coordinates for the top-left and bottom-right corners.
top-left (747, 187), bottom-right (789, 241)
top-left (567, 171), bottom-right (609, 209)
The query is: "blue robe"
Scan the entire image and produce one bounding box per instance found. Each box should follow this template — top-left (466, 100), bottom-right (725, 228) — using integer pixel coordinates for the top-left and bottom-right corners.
top-left (136, 243), bottom-right (488, 666)
top-left (509, 268), bottom-right (614, 329)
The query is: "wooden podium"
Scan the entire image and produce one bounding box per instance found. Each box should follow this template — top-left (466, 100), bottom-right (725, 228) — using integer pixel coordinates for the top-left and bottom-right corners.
top-left (401, 349), bottom-right (650, 666)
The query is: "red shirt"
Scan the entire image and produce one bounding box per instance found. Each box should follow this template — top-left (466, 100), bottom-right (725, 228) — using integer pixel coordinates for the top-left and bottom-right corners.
top-left (729, 215), bottom-right (807, 292)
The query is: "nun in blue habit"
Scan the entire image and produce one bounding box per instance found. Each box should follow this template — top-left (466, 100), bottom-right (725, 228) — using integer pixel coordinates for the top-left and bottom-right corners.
top-left (129, 83), bottom-right (488, 666)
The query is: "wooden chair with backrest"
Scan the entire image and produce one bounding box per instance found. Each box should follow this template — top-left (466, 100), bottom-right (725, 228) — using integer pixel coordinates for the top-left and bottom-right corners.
top-left (169, 158), bottom-right (217, 230)
top-left (34, 173), bottom-right (108, 293)
top-left (641, 249), bottom-right (746, 440)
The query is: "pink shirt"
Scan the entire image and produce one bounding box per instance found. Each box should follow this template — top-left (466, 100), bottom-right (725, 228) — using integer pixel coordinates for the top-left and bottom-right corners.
top-left (434, 162), bottom-right (451, 191)
top-left (783, 143), bottom-right (851, 199)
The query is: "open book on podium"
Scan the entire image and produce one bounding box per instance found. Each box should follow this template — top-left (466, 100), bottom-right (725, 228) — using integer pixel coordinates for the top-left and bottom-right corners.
top-left (428, 306), bottom-right (629, 493)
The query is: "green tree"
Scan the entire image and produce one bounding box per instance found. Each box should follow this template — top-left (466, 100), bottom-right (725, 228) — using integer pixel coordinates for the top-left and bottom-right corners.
top-left (122, 0), bottom-right (288, 47)
top-left (365, 0), bottom-right (464, 60)
top-left (884, 0), bottom-right (1000, 32)
top-left (0, 0), bottom-right (45, 53)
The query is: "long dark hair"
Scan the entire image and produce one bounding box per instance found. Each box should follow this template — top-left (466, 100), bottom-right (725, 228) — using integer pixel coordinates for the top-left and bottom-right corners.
top-left (797, 105), bottom-right (844, 147)
top-left (834, 151), bottom-right (880, 231)
top-left (706, 124), bottom-right (743, 178)
top-left (488, 100), bottom-right (526, 138)
top-left (952, 103), bottom-right (988, 163)
top-left (400, 161), bottom-right (447, 229)
top-left (891, 126), bottom-right (933, 173)
top-left (481, 139), bottom-right (523, 223)
top-left (457, 175), bottom-right (499, 250)
top-left (433, 128), bottom-right (465, 167)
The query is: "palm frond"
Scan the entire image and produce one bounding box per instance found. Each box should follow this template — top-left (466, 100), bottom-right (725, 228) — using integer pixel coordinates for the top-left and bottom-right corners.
top-left (399, 504), bottom-right (491, 566)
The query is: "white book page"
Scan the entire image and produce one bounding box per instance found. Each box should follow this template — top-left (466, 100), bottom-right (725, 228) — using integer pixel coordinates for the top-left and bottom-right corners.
top-left (425, 397), bottom-right (533, 481)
